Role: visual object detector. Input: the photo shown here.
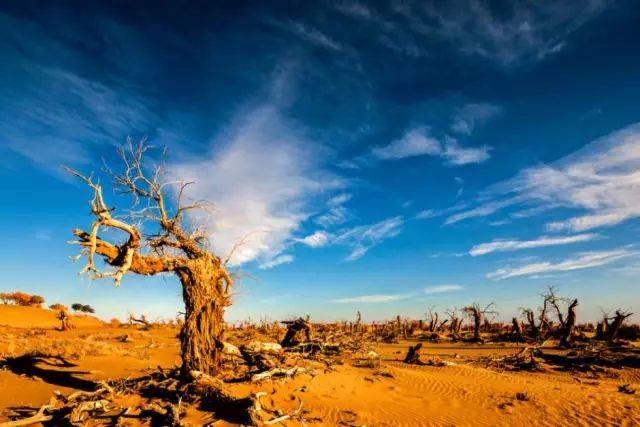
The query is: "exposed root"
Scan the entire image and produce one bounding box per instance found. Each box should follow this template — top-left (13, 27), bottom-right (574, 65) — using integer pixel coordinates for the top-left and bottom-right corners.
top-left (251, 366), bottom-right (316, 382)
top-left (1, 367), bottom-right (307, 426)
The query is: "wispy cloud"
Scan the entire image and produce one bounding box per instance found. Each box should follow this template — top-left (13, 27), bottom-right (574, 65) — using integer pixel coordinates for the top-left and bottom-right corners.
top-left (372, 127), bottom-right (441, 160)
top-left (33, 230), bottom-right (53, 241)
top-left (315, 193), bottom-right (352, 228)
top-left (297, 230), bottom-right (330, 248)
top-left (336, 1), bottom-right (607, 65)
top-left (446, 198), bottom-right (518, 224)
top-left (333, 216), bottom-right (404, 260)
top-left (451, 103), bottom-right (503, 135)
top-left (331, 293), bottom-right (410, 303)
top-left (443, 137), bottom-right (491, 165)
top-left (487, 248), bottom-right (636, 280)
top-left (168, 104), bottom-right (341, 266)
top-left (415, 209), bottom-right (439, 219)
top-left (372, 127), bottom-right (491, 165)
top-left (448, 122), bottom-right (640, 231)
top-left (424, 285), bottom-right (464, 294)
top-left (470, 233), bottom-right (598, 256)
top-left (0, 13), bottom-right (159, 169)
top-left (271, 20), bottom-right (342, 51)
top-left (259, 254), bottom-right (295, 269)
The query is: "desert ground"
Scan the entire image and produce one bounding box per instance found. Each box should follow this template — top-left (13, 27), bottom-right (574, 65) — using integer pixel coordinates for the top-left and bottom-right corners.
top-left (0, 305), bottom-right (638, 426)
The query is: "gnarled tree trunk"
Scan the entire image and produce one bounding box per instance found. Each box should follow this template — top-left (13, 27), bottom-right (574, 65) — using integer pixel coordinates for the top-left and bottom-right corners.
top-left (606, 310), bottom-right (633, 343)
top-left (178, 256), bottom-right (230, 378)
top-left (558, 299), bottom-right (578, 348)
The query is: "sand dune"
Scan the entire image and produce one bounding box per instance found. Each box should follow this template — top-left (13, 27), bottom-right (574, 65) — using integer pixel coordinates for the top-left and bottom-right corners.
top-left (0, 305), bottom-right (103, 329)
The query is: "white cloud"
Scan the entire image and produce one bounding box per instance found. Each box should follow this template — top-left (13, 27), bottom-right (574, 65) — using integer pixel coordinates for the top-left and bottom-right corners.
top-left (372, 127), bottom-right (441, 160)
top-left (470, 233), bottom-right (598, 256)
top-left (315, 192), bottom-right (352, 228)
top-left (451, 103), bottom-right (503, 135)
top-left (443, 137), bottom-right (491, 165)
top-left (446, 198), bottom-right (518, 224)
top-left (331, 293), bottom-right (410, 303)
top-left (415, 209), bottom-right (439, 219)
top-left (333, 216), bottom-right (404, 260)
top-left (372, 127), bottom-right (491, 165)
top-left (168, 105), bottom-right (339, 266)
top-left (328, 193), bottom-right (352, 206)
top-left (448, 122), bottom-right (640, 231)
top-left (424, 285), bottom-right (464, 294)
top-left (259, 254), bottom-right (294, 270)
top-left (315, 206), bottom-right (350, 228)
top-left (487, 248), bottom-right (635, 280)
top-left (297, 230), bottom-right (330, 248)
top-left (273, 20), bottom-right (342, 51)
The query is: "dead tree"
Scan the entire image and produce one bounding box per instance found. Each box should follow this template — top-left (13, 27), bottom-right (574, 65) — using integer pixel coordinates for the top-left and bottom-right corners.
top-left (595, 319), bottom-right (607, 340)
top-left (544, 286), bottom-right (567, 330)
top-left (558, 299), bottom-right (578, 348)
top-left (426, 308), bottom-right (438, 332)
top-left (67, 141), bottom-right (233, 379)
top-left (463, 303), bottom-right (497, 342)
top-left (511, 317), bottom-right (524, 341)
top-left (129, 314), bottom-right (152, 330)
top-left (605, 310), bottom-right (633, 343)
top-left (57, 310), bottom-right (71, 331)
top-left (446, 308), bottom-right (462, 339)
top-left (403, 343), bottom-right (423, 364)
top-left (280, 317), bottom-right (312, 347)
top-left (521, 308), bottom-right (539, 339)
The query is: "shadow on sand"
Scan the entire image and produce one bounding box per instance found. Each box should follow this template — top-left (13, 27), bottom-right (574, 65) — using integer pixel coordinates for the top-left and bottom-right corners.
top-left (0, 354), bottom-right (97, 391)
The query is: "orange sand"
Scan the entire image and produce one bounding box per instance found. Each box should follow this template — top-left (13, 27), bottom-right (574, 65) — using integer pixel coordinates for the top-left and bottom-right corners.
top-left (0, 308), bottom-right (638, 426)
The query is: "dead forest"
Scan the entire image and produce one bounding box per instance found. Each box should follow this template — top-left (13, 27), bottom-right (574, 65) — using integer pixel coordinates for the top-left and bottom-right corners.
top-left (1, 285), bottom-right (638, 426)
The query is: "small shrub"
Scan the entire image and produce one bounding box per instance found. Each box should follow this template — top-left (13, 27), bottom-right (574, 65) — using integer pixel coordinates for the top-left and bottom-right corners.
top-left (1, 291), bottom-right (45, 307)
top-left (71, 303), bottom-right (95, 314)
top-left (49, 303), bottom-right (68, 312)
top-left (28, 295), bottom-right (45, 307)
top-left (618, 384), bottom-right (636, 395)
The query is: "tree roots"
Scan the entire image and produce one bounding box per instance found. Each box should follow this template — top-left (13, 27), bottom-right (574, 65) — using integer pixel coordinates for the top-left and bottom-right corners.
top-left (1, 367), bottom-right (308, 426)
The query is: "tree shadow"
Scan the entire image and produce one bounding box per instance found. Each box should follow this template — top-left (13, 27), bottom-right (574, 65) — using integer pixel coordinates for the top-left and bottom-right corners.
top-left (1, 354), bottom-right (97, 391)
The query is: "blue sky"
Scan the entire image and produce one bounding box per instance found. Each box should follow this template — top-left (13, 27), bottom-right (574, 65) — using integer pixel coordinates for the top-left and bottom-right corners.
top-left (1, 1), bottom-right (639, 323)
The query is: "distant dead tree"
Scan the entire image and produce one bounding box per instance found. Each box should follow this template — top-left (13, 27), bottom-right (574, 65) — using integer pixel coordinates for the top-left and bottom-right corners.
top-left (426, 307), bottom-right (439, 332)
top-left (446, 308), bottom-right (463, 338)
top-left (280, 317), bottom-right (313, 347)
top-left (558, 298), bottom-right (578, 347)
top-left (520, 288), bottom-right (554, 340)
top-left (604, 310), bottom-right (633, 343)
top-left (67, 140), bottom-right (233, 378)
top-left (511, 317), bottom-right (525, 341)
top-left (57, 310), bottom-right (71, 331)
top-left (129, 313), bottom-right (152, 330)
top-left (463, 303), bottom-right (497, 342)
top-left (541, 287), bottom-right (578, 347)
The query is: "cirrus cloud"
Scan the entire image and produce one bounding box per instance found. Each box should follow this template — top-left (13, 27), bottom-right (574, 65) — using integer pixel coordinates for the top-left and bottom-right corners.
top-left (487, 248), bottom-right (636, 280)
top-left (470, 233), bottom-right (598, 256)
